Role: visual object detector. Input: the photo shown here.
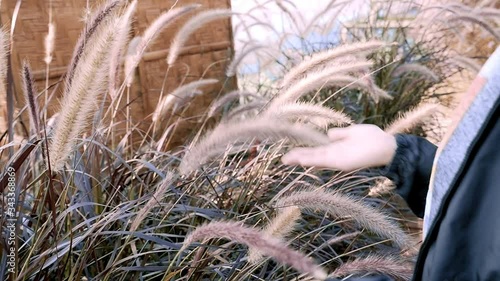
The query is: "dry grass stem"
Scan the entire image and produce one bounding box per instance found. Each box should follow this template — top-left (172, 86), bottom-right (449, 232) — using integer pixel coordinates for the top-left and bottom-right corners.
top-left (179, 118), bottom-right (329, 175)
top-left (181, 221), bottom-right (328, 280)
top-left (152, 79), bottom-right (218, 122)
top-left (130, 174), bottom-right (174, 232)
top-left (276, 190), bottom-right (411, 248)
top-left (385, 103), bottom-right (441, 135)
top-left (167, 9), bottom-right (234, 65)
top-left (332, 255), bottom-right (413, 281)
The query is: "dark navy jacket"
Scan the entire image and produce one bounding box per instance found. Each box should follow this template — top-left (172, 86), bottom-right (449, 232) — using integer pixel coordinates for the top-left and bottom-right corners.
top-left (332, 48), bottom-right (500, 280)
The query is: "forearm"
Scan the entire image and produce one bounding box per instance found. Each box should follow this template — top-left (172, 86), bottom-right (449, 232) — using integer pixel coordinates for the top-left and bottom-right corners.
top-left (382, 134), bottom-right (437, 218)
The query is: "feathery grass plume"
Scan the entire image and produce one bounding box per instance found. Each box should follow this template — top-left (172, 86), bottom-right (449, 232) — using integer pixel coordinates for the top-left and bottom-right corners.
top-left (44, 22), bottom-right (55, 65)
top-left (368, 179), bottom-right (396, 197)
top-left (207, 90), bottom-right (262, 117)
top-left (181, 221), bottom-right (328, 280)
top-left (108, 0), bottom-right (137, 96)
top-left (385, 103), bottom-right (441, 135)
top-left (448, 14), bottom-right (500, 41)
top-left (265, 102), bottom-right (352, 127)
top-left (152, 79), bottom-right (218, 122)
top-left (332, 255), bottom-right (413, 281)
top-left (391, 63), bottom-right (439, 82)
top-left (126, 5), bottom-right (200, 84)
top-left (66, 0), bottom-right (121, 86)
top-left (270, 68), bottom-right (390, 108)
top-left (167, 9), bottom-right (234, 65)
top-left (179, 118), bottom-right (329, 175)
top-left (124, 36), bottom-right (141, 88)
top-left (226, 44), bottom-right (265, 77)
top-left (21, 61), bottom-right (40, 136)
top-left (225, 100), bottom-right (268, 120)
top-left (281, 41), bottom-right (385, 88)
top-left (49, 18), bottom-right (118, 171)
top-left (275, 189), bottom-right (410, 248)
top-left (271, 62), bottom-right (373, 106)
top-left (248, 206), bottom-right (301, 263)
top-left (451, 56), bottom-right (482, 73)
top-left (130, 174), bottom-right (174, 232)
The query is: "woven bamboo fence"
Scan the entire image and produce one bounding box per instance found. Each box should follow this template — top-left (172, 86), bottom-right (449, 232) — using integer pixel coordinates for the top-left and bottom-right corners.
top-left (0, 0), bottom-right (237, 148)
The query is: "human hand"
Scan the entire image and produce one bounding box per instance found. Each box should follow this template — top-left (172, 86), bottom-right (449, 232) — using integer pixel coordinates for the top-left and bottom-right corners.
top-left (281, 124), bottom-right (397, 171)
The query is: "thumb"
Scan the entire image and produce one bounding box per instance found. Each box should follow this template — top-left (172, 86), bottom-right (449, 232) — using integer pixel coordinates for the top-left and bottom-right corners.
top-left (327, 127), bottom-right (351, 142)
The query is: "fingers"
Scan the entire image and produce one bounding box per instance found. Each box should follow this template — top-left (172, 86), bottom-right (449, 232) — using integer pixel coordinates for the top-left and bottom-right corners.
top-left (327, 127), bottom-right (350, 142)
top-left (281, 147), bottom-right (329, 167)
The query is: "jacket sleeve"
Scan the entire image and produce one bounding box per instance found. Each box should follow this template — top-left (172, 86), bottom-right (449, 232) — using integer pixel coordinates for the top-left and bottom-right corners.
top-left (381, 134), bottom-right (437, 218)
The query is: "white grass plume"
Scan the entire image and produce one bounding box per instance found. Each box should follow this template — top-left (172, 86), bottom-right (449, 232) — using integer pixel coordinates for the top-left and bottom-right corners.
top-left (66, 0), bottom-right (121, 86)
top-left (167, 9), bottom-right (234, 65)
top-left (332, 255), bottom-right (413, 281)
top-left (125, 5), bottom-right (200, 86)
top-left (270, 69), bottom-right (390, 108)
top-left (281, 41), bottom-right (386, 88)
top-left (179, 118), bottom-right (330, 175)
top-left (272, 62), bottom-right (373, 106)
top-left (248, 206), bottom-right (301, 263)
top-left (152, 79), bottom-right (218, 122)
top-left (124, 36), bottom-right (141, 87)
top-left (108, 0), bottom-right (137, 96)
top-left (275, 189), bottom-right (411, 248)
top-left (385, 103), bottom-right (441, 135)
top-left (225, 100), bottom-right (268, 120)
top-left (391, 63), bottom-right (439, 82)
top-left (207, 90), bottom-right (262, 117)
top-left (368, 179), bottom-right (396, 197)
top-left (181, 221), bottom-right (327, 280)
top-left (21, 61), bottom-right (40, 136)
top-left (226, 44), bottom-right (265, 77)
top-left (49, 18), bottom-right (118, 171)
top-left (44, 22), bottom-right (55, 65)
top-left (264, 103), bottom-right (352, 127)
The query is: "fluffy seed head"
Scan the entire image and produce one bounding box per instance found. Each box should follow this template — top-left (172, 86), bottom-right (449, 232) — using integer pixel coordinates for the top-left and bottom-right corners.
top-left (168, 9), bottom-right (234, 65)
top-left (385, 103), bottom-right (441, 135)
top-left (275, 189), bottom-right (411, 248)
top-left (179, 118), bottom-right (329, 175)
top-left (182, 221), bottom-right (328, 280)
top-left (332, 255), bottom-right (413, 281)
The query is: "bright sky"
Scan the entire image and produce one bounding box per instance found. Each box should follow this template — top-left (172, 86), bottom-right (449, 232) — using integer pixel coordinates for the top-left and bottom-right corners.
top-left (229, 0), bottom-right (368, 72)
